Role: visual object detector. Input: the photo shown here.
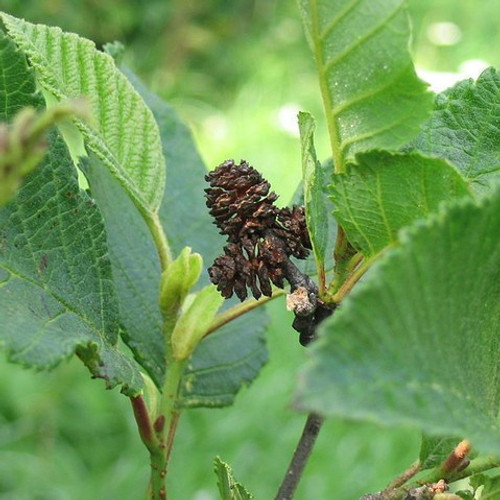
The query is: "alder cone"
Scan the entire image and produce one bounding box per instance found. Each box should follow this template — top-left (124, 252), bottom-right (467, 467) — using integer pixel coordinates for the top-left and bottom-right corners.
top-left (205, 159), bottom-right (311, 301)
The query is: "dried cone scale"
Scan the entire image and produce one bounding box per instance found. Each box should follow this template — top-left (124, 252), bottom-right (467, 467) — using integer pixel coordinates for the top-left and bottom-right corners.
top-left (205, 159), bottom-right (312, 301)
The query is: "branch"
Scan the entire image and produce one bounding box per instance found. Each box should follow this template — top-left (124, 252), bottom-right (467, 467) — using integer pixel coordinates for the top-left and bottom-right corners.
top-left (275, 413), bottom-right (324, 500)
top-left (358, 486), bottom-right (435, 500)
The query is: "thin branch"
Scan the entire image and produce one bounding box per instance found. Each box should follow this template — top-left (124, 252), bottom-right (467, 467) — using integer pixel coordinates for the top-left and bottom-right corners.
top-left (275, 413), bottom-right (324, 500)
top-left (387, 461), bottom-right (420, 489)
top-left (206, 289), bottom-right (285, 336)
top-left (410, 455), bottom-right (500, 487)
top-left (358, 485), bottom-right (434, 500)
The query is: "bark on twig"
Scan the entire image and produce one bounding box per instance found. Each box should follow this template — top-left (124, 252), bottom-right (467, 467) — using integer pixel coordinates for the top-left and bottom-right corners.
top-left (275, 413), bottom-right (324, 500)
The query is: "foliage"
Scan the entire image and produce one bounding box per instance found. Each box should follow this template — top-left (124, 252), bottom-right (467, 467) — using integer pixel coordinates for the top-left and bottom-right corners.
top-left (1, 2), bottom-right (500, 500)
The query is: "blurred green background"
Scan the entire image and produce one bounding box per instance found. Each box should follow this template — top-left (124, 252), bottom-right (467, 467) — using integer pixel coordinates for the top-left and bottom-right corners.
top-left (0, 1), bottom-right (496, 499)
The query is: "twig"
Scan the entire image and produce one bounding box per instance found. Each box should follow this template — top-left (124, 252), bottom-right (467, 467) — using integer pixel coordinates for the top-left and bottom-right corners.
top-left (358, 485), bottom-right (434, 500)
top-left (130, 395), bottom-right (167, 500)
top-left (275, 413), bottom-right (324, 500)
top-left (387, 461), bottom-right (420, 489)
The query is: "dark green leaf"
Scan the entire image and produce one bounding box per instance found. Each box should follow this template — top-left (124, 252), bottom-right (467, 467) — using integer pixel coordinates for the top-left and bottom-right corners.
top-left (214, 456), bottom-right (253, 500)
top-left (0, 12), bottom-right (165, 214)
top-left (411, 68), bottom-right (500, 196)
top-left (298, 111), bottom-right (329, 287)
top-left (330, 151), bottom-right (472, 256)
top-left (0, 132), bottom-right (142, 395)
top-left (81, 154), bottom-right (165, 385)
top-left (296, 188), bottom-right (500, 455)
top-left (298, 0), bottom-right (433, 171)
top-left (178, 311), bottom-right (268, 408)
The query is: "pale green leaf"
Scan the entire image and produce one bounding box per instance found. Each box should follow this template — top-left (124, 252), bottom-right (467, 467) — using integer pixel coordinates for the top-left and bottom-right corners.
top-left (410, 67), bottom-right (500, 195)
top-left (214, 456), bottom-right (253, 500)
top-left (296, 188), bottom-right (500, 455)
top-left (0, 132), bottom-right (142, 395)
top-left (0, 12), bottom-right (165, 214)
top-left (171, 285), bottom-right (224, 361)
top-left (330, 151), bottom-right (472, 256)
top-left (298, 111), bottom-right (329, 287)
top-left (83, 70), bottom-right (268, 404)
top-left (298, 0), bottom-right (433, 170)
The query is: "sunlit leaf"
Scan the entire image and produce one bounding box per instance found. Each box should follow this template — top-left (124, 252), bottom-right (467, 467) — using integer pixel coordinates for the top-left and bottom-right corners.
top-left (298, 0), bottom-right (433, 171)
top-left (0, 12), bottom-right (165, 214)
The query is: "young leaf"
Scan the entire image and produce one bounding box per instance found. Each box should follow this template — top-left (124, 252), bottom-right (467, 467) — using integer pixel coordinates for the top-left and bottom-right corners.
top-left (330, 151), bottom-right (472, 256)
top-left (296, 187), bottom-right (500, 455)
top-left (83, 69), bottom-right (269, 403)
top-left (410, 67), bottom-right (500, 195)
top-left (171, 285), bottom-right (224, 361)
top-left (214, 456), bottom-right (253, 500)
top-left (0, 12), bottom-right (165, 214)
top-left (298, 0), bottom-right (433, 171)
top-left (298, 111), bottom-right (329, 291)
top-left (0, 132), bottom-right (142, 395)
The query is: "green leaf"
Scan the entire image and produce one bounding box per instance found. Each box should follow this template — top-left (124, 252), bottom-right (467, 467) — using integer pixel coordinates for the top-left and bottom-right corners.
top-left (171, 285), bottom-right (224, 361)
top-left (292, 158), bottom-right (338, 280)
top-left (296, 188), bottom-right (500, 455)
top-left (0, 28), bottom-right (42, 119)
top-left (0, 132), bottom-right (142, 395)
top-left (178, 311), bottom-right (268, 408)
top-left (214, 456), bottom-right (253, 500)
top-left (298, 111), bottom-right (329, 289)
top-left (83, 69), bottom-right (268, 404)
top-left (419, 435), bottom-right (462, 471)
top-left (159, 246), bottom-right (203, 319)
top-left (81, 153), bottom-right (165, 385)
top-left (476, 474), bottom-right (500, 499)
top-left (298, 0), bottom-right (433, 171)
top-left (330, 151), bottom-right (472, 256)
top-left (0, 12), bottom-right (165, 214)
top-left (410, 67), bottom-right (500, 195)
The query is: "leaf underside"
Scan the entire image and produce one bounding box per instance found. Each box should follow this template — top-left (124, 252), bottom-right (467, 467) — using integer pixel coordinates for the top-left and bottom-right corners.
top-left (0, 11), bottom-right (165, 214)
top-left (296, 188), bottom-right (500, 455)
top-left (298, 0), bottom-right (433, 167)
